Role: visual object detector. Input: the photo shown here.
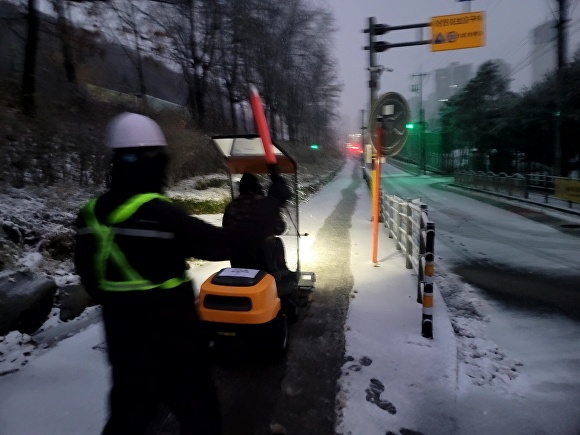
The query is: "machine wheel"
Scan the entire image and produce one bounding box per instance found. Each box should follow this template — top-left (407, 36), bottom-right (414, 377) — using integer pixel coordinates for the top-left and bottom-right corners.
top-left (281, 293), bottom-right (299, 323)
top-left (270, 312), bottom-right (288, 358)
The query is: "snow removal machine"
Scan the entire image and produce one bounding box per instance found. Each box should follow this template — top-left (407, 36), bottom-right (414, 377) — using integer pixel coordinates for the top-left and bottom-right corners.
top-left (196, 134), bottom-right (316, 356)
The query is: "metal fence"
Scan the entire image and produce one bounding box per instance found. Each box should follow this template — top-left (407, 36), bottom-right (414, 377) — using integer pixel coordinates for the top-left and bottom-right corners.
top-left (454, 170), bottom-right (526, 196)
top-left (454, 170), bottom-right (580, 212)
top-left (379, 190), bottom-right (436, 339)
top-left (362, 166), bottom-right (437, 338)
top-left (360, 166), bottom-right (579, 339)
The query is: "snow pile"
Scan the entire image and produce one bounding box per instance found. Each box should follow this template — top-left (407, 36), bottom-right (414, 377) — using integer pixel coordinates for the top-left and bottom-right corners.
top-left (165, 174), bottom-right (232, 202)
top-left (0, 304), bottom-right (105, 377)
top-left (0, 331), bottom-right (36, 376)
top-left (0, 184), bottom-right (92, 275)
top-left (435, 263), bottom-right (523, 391)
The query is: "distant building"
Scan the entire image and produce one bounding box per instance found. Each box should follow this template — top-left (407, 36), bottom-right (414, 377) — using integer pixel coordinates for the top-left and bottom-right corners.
top-left (531, 21), bottom-right (556, 84)
top-left (421, 62), bottom-right (473, 123)
top-left (424, 93), bottom-right (441, 128)
top-left (435, 62), bottom-right (473, 103)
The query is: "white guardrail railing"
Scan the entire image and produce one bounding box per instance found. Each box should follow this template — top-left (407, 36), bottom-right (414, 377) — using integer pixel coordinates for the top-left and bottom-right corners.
top-left (379, 190), bottom-right (436, 339)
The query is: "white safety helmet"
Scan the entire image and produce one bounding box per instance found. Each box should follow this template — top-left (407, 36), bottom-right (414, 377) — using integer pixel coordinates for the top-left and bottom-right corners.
top-left (106, 112), bottom-right (167, 149)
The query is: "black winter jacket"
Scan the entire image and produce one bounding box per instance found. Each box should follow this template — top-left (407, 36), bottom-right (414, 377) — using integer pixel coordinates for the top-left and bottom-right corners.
top-left (75, 190), bottom-right (255, 300)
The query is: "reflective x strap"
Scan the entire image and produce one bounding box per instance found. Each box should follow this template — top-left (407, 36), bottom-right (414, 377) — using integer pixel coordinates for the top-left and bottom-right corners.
top-left (81, 196), bottom-right (189, 292)
top-left (100, 274), bottom-right (190, 291)
top-left (82, 200), bottom-right (143, 283)
top-left (107, 193), bottom-right (170, 225)
top-left (159, 275), bottom-right (190, 289)
top-left (78, 226), bottom-right (175, 239)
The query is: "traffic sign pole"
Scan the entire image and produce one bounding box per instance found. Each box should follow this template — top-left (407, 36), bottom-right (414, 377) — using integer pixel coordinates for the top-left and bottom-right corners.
top-left (368, 92), bottom-right (411, 157)
top-left (366, 17), bottom-right (378, 109)
top-left (368, 93), bottom-right (410, 265)
top-left (363, 12), bottom-right (485, 56)
top-left (431, 11), bottom-right (485, 51)
top-left (362, 9), bottom-right (485, 259)
top-left (372, 124), bottom-right (382, 265)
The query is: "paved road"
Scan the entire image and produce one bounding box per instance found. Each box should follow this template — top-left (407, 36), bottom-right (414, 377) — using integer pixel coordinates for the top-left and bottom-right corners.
top-left (375, 163), bottom-right (580, 435)
top-left (378, 166), bottom-right (580, 319)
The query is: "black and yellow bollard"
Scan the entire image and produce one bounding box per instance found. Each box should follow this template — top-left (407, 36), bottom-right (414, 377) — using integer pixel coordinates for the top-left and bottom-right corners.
top-left (421, 222), bottom-right (435, 339)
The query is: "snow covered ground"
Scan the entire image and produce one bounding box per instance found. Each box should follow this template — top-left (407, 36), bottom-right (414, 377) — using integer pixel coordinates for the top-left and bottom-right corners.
top-left (1, 159), bottom-right (579, 434)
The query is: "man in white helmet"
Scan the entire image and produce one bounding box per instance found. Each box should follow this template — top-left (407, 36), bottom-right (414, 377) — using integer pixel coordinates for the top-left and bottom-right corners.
top-left (74, 112), bottom-right (255, 435)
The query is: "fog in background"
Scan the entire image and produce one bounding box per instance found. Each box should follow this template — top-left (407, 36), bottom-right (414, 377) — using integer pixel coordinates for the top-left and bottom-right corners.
top-left (332, 0), bottom-right (580, 133)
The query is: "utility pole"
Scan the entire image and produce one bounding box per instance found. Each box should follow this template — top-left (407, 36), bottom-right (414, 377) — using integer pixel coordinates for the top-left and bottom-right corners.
top-left (363, 16), bottom-right (429, 177)
top-left (461, 0), bottom-right (472, 13)
top-left (366, 17), bottom-right (379, 110)
top-left (557, 0), bottom-right (568, 69)
top-left (361, 109), bottom-right (366, 166)
top-left (412, 71), bottom-right (429, 174)
top-left (554, 0), bottom-right (568, 176)
top-left (364, 17), bottom-right (428, 113)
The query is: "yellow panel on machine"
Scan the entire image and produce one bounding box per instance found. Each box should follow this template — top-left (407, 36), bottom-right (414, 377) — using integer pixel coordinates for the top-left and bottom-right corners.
top-left (198, 268), bottom-right (281, 325)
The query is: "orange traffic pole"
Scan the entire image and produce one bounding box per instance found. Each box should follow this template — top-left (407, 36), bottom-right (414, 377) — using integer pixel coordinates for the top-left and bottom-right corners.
top-left (372, 125), bottom-right (382, 264)
top-left (249, 85), bottom-right (277, 164)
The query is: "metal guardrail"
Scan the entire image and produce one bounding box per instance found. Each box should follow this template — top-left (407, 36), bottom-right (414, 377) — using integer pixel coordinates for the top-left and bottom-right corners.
top-left (455, 170), bottom-right (526, 196)
top-left (379, 191), bottom-right (435, 338)
top-left (360, 165), bottom-right (579, 338)
top-left (455, 170), bottom-right (580, 213)
top-left (362, 165), bottom-right (437, 338)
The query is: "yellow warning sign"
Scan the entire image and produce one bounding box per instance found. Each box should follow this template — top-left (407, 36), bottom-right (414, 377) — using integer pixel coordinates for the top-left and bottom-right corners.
top-left (554, 178), bottom-right (580, 204)
top-left (431, 11), bottom-right (485, 52)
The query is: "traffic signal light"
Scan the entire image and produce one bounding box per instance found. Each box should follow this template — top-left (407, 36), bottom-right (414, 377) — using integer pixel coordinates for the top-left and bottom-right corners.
top-left (310, 144), bottom-right (319, 150)
top-left (405, 123), bottom-right (414, 129)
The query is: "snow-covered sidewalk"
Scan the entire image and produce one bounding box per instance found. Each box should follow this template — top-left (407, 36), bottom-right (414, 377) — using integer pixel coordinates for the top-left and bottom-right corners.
top-left (335, 166), bottom-right (458, 435)
top-left (0, 321), bottom-right (109, 433)
top-left (2, 159), bottom-right (578, 434)
top-left (0, 159), bottom-right (459, 434)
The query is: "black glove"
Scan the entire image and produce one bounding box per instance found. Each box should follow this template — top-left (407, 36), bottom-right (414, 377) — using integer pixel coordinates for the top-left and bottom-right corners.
top-left (267, 163), bottom-right (282, 182)
top-left (268, 179), bottom-right (292, 205)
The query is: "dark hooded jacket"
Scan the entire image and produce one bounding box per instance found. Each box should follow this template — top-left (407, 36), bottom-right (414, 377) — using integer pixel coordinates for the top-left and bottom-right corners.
top-left (222, 168), bottom-right (291, 270)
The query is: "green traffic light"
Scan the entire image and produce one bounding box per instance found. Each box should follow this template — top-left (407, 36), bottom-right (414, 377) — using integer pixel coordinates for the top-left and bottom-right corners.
top-left (310, 144), bottom-right (319, 150)
top-left (405, 123), bottom-right (414, 129)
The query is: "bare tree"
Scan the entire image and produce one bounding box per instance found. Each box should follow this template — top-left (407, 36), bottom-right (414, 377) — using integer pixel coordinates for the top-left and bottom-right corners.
top-left (19, 0), bottom-right (103, 116)
top-left (237, 0), bottom-right (341, 144)
top-left (155, 0), bottom-right (221, 128)
top-left (22, 0), bottom-right (39, 117)
top-left (213, 0), bottom-right (251, 132)
top-left (105, 0), bottom-right (158, 104)
top-left (52, 0), bottom-right (77, 86)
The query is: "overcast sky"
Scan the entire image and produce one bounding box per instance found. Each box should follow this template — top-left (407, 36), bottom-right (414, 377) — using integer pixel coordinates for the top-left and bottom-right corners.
top-left (330, 0), bottom-right (580, 132)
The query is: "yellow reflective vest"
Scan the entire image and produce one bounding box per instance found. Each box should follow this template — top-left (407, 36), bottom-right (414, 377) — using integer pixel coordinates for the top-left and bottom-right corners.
top-left (80, 193), bottom-right (190, 292)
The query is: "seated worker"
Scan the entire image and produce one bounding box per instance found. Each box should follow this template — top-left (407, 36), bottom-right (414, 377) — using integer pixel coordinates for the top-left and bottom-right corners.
top-left (222, 164), bottom-right (295, 291)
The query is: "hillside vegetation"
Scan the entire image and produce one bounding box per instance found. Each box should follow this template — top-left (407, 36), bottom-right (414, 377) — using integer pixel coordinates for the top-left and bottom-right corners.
top-left (0, 0), bottom-right (347, 276)
top-left (0, 41), bottom-right (344, 278)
